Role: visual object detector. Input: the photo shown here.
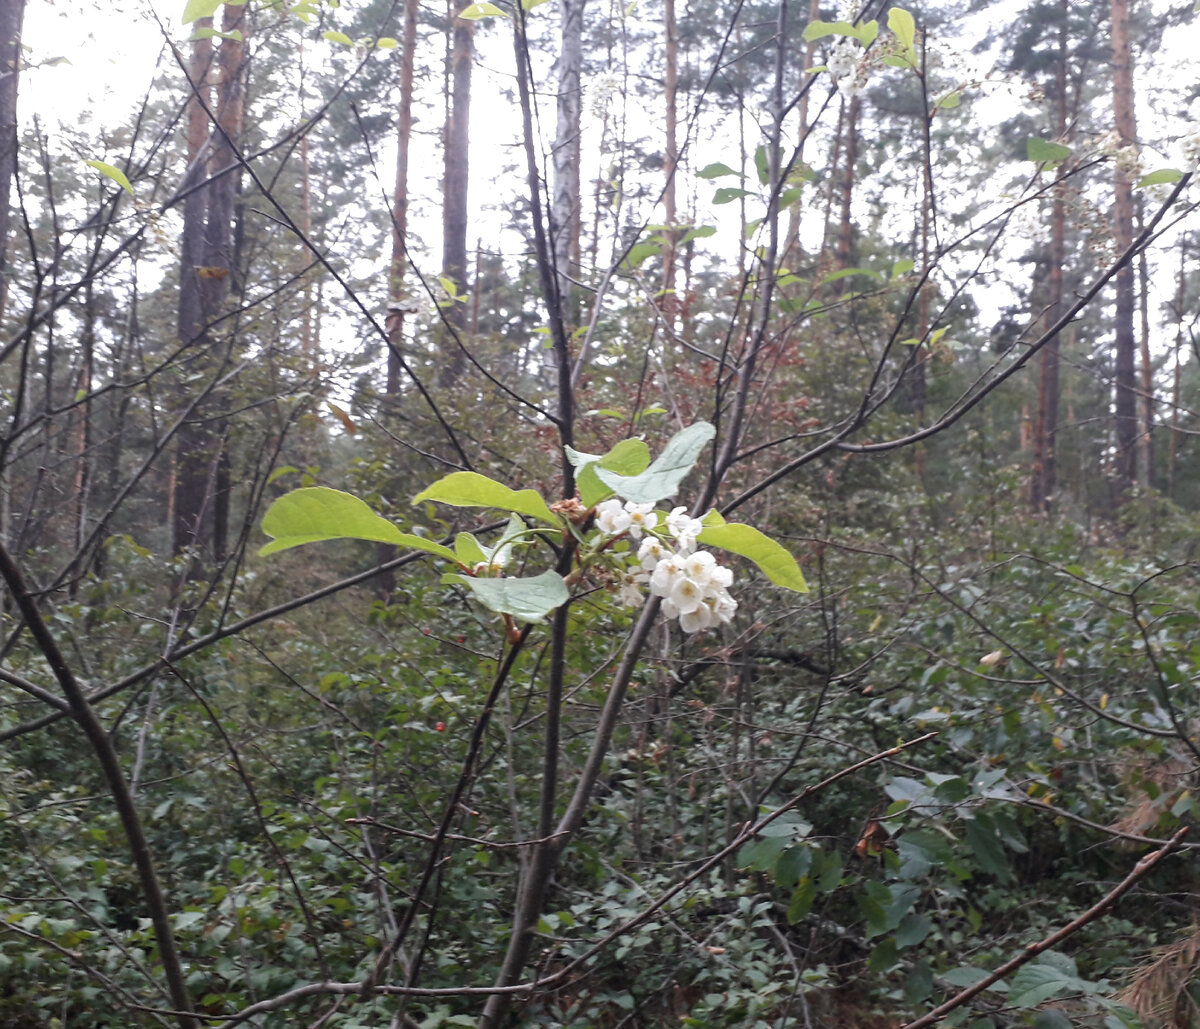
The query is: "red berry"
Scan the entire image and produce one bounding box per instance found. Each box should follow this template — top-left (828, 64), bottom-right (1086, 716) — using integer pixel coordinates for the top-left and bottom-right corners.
top-left (457, 635), bottom-right (465, 643)
top-left (435, 722), bottom-right (445, 732)
top-left (423, 627), bottom-right (431, 635)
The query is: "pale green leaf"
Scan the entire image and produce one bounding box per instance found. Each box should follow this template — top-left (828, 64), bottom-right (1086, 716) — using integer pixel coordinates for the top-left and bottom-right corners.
top-left (1026, 137), bottom-right (1072, 165)
top-left (375, 36), bottom-right (399, 47)
top-left (623, 241), bottom-right (662, 270)
top-left (595, 422), bottom-right (715, 504)
top-left (1136, 168), bottom-right (1183, 188)
top-left (413, 472), bottom-right (555, 523)
top-left (887, 7), bottom-right (915, 51)
top-left (713, 186), bottom-right (754, 204)
top-left (697, 522), bottom-right (808, 592)
top-left (85, 160), bottom-right (133, 196)
top-left (567, 439), bottom-right (651, 507)
top-left (182, 0), bottom-right (223, 23)
top-left (459, 2), bottom-right (508, 17)
top-left (454, 533), bottom-right (487, 567)
top-left (522, 0), bottom-right (553, 9)
top-left (454, 569), bottom-right (569, 622)
top-left (259, 487), bottom-right (457, 562)
top-left (936, 90), bottom-right (960, 109)
top-left (697, 162), bottom-right (740, 179)
top-left (803, 19), bottom-right (874, 44)
top-left (323, 30), bottom-right (353, 44)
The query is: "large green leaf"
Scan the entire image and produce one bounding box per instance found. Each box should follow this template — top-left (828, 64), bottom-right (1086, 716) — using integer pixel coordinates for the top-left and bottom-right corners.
top-left (595, 422), bottom-right (715, 504)
top-left (697, 522), bottom-right (808, 592)
top-left (566, 438), bottom-right (652, 506)
top-left (454, 569), bottom-right (569, 622)
top-left (413, 472), bottom-right (555, 523)
top-left (260, 487), bottom-right (457, 561)
top-left (1026, 138), bottom-right (1072, 166)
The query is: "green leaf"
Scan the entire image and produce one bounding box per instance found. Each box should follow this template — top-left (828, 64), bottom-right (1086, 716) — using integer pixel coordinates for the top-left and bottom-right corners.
top-left (182, 0), bottom-right (223, 23)
top-left (375, 36), bottom-right (398, 47)
top-left (888, 7), bottom-right (915, 51)
top-left (786, 877), bottom-right (817, 923)
top-left (943, 967), bottom-right (991, 988)
top-left (892, 258), bottom-right (915, 276)
top-left (266, 465), bottom-right (297, 485)
top-left (697, 162), bottom-right (739, 179)
top-left (753, 144), bottom-right (770, 186)
top-left (594, 422), bottom-right (715, 504)
top-left (522, 0), bottom-right (553, 10)
top-left (679, 225), bottom-right (717, 244)
top-left (454, 569), bottom-right (568, 622)
top-left (712, 186), bottom-right (754, 204)
top-left (454, 533), bottom-right (487, 567)
top-left (459, 2), bottom-right (508, 17)
top-left (1008, 962), bottom-right (1083, 1007)
top-left (936, 90), bottom-right (961, 109)
top-left (1033, 1012), bottom-right (1074, 1029)
top-left (1136, 168), bottom-right (1183, 188)
top-left (322, 30), bottom-right (354, 44)
top-left (413, 472), bottom-right (556, 523)
top-left (895, 913), bottom-right (932, 948)
top-left (623, 241), bottom-right (662, 270)
top-left (964, 815), bottom-right (1010, 881)
top-left (803, 19), bottom-right (875, 44)
top-left (696, 523), bottom-right (808, 592)
top-left (820, 266), bottom-right (883, 285)
top-left (85, 160), bottom-right (133, 196)
top-left (567, 438), bottom-right (652, 507)
top-left (259, 487), bottom-right (457, 562)
top-left (1026, 138), bottom-right (1072, 165)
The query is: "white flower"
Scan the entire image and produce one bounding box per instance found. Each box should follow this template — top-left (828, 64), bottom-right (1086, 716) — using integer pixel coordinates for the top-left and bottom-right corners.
top-left (638, 536), bottom-right (668, 570)
top-left (679, 602), bottom-right (716, 634)
top-left (624, 502), bottom-right (657, 540)
top-left (681, 549), bottom-right (717, 587)
top-left (666, 506), bottom-right (703, 551)
top-left (649, 553), bottom-right (686, 596)
top-left (617, 568), bottom-right (648, 607)
top-left (595, 498), bottom-right (631, 536)
top-left (668, 575), bottom-right (707, 615)
top-left (827, 38), bottom-right (859, 80)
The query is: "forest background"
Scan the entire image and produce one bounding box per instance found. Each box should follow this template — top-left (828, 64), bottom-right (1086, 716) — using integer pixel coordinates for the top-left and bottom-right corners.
top-left (2, 0), bottom-right (1200, 1026)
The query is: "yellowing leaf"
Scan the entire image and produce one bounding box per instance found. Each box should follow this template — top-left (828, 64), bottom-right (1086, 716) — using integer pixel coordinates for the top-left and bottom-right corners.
top-left (85, 160), bottom-right (133, 196)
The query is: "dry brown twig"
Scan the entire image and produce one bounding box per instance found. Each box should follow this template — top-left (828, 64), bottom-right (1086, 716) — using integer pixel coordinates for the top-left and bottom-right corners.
top-left (901, 827), bottom-right (1189, 1029)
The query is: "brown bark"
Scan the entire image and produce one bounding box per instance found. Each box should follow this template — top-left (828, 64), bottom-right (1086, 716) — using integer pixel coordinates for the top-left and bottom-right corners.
top-left (0, 0), bottom-right (24, 316)
top-left (1031, 2), bottom-right (1068, 515)
top-left (173, 5), bottom-right (246, 564)
top-left (661, 0), bottom-right (678, 325)
top-left (386, 0), bottom-right (420, 401)
top-left (1110, 0), bottom-right (1137, 494)
top-left (1137, 226), bottom-right (1153, 487)
top-left (835, 96), bottom-right (859, 270)
top-left (438, 5), bottom-right (474, 388)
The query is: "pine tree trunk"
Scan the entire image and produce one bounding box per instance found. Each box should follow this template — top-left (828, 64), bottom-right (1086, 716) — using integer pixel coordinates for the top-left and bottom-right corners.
top-left (1110, 0), bottom-right (1137, 494)
top-left (661, 0), bottom-right (678, 326)
top-left (438, 6), bottom-right (474, 388)
top-left (1031, 2), bottom-right (1067, 515)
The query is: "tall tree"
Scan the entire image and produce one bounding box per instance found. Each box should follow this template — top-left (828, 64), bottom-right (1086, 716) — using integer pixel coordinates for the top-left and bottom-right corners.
top-left (1110, 0), bottom-right (1137, 492)
top-left (551, 0), bottom-right (584, 327)
top-left (173, 4), bottom-right (246, 564)
top-left (0, 0), bottom-right (24, 317)
top-left (438, 4), bottom-right (474, 388)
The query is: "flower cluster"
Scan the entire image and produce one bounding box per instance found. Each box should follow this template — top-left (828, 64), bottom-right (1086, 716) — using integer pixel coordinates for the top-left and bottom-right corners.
top-left (594, 500), bottom-right (737, 633)
top-left (826, 38), bottom-right (870, 98)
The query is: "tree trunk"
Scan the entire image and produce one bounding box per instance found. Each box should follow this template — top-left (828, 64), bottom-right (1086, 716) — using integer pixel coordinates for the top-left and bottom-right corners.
top-left (438, 5), bottom-right (474, 388)
top-left (1110, 0), bottom-right (1137, 494)
top-left (1031, 1), bottom-right (1067, 515)
top-left (173, 5), bottom-right (245, 565)
top-left (0, 0), bottom-right (24, 317)
top-left (552, 0), bottom-right (583, 328)
top-left (661, 0), bottom-right (678, 326)
top-left (172, 23), bottom-right (214, 560)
